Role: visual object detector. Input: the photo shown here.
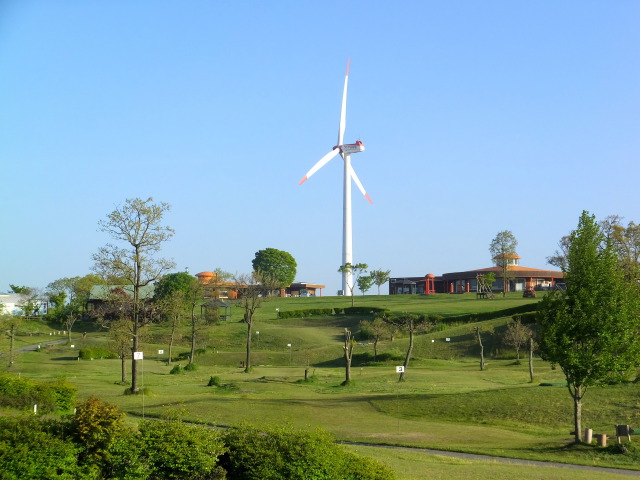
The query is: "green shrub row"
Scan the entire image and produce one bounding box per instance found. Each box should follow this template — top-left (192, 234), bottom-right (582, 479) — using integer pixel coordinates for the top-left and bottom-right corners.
top-left (513, 311), bottom-right (538, 324)
top-left (277, 306), bottom-right (391, 318)
top-left (277, 308), bottom-right (335, 318)
top-left (441, 302), bottom-right (539, 324)
top-left (0, 374), bottom-right (76, 412)
top-left (78, 347), bottom-right (119, 360)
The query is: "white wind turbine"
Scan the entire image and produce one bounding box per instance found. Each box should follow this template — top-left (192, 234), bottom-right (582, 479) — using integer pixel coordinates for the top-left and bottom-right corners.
top-left (298, 59), bottom-right (372, 296)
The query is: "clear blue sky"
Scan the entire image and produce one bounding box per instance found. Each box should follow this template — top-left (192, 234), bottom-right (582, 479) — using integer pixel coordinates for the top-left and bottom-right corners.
top-left (2, 1), bottom-right (639, 295)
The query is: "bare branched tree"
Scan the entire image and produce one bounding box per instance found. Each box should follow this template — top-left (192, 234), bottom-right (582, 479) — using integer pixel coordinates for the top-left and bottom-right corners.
top-left (93, 197), bottom-right (175, 393)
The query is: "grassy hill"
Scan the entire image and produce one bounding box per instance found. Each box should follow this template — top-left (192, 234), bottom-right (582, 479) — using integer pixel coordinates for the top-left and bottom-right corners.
top-left (2, 292), bottom-right (640, 478)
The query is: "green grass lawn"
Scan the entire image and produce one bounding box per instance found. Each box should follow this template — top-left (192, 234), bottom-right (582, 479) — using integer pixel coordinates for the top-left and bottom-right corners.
top-left (2, 293), bottom-right (639, 478)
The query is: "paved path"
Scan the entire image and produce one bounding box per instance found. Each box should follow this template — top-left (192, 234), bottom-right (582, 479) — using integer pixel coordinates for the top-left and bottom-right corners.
top-left (343, 442), bottom-right (640, 477)
top-left (16, 339), bottom-right (68, 353)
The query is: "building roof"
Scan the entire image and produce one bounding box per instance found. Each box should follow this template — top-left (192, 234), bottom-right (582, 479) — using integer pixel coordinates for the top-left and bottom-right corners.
top-left (289, 282), bottom-right (326, 289)
top-left (442, 265), bottom-right (563, 280)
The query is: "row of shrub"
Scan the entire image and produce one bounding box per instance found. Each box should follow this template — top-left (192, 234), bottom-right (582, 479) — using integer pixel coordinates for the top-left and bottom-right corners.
top-left (0, 374), bottom-right (76, 412)
top-left (440, 302), bottom-right (539, 325)
top-left (0, 395), bottom-right (396, 480)
top-left (278, 306), bottom-right (391, 318)
top-left (78, 347), bottom-right (119, 360)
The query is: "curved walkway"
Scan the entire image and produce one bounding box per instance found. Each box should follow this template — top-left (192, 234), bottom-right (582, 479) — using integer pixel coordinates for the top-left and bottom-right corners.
top-left (16, 339), bottom-right (68, 353)
top-left (343, 442), bottom-right (640, 477)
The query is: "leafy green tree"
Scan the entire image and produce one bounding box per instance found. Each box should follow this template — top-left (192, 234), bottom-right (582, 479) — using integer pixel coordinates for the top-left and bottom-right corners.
top-left (252, 248), bottom-right (297, 293)
top-left (357, 275), bottom-right (374, 295)
top-left (155, 272), bottom-right (205, 365)
top-left (109, 317), bottom-right (133, 384)
top-left (369, 269), bottom-right (391, 295)
top-left (489, 230), bottom-right (518, 296)
top-left (9, 285), bottom-right (31, 294)
top-left (93, 197), bottom-right (175, 393)
top-left (338, 262), bottom-right (368, 306)
top-left (538, 211), bottom-right (640, 443)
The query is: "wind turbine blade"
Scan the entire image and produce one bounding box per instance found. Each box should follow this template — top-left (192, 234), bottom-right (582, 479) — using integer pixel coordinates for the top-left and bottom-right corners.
top-left (299, 149), bottom-right (340, 185)
top-left (337, 58), bottom-right (350, 147)
top-left (349, 164), bottom-right (373, 204)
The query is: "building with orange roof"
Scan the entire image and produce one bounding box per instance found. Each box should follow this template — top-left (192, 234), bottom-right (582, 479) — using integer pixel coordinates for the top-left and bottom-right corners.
top-left (389, 255), bottom-right (563, 295)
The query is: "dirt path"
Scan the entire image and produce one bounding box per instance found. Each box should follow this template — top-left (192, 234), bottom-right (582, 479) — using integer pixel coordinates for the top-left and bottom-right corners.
top-left (343, 442), bottom-right (640, 477)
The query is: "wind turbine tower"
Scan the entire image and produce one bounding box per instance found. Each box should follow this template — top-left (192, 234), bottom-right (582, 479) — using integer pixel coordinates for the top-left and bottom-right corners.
top-left (299, 59), bottom-right (372, 295)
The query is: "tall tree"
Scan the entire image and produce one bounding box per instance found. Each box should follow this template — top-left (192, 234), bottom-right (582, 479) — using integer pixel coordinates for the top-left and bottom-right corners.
top-left (234, 272), bottom-right (267, 372)
top-left (369, 269), bottom-right (391, 295)
top-left (538, 211), bottom-right (640, 443)
top-left (93, 197), bottom-right (175, 393)
top-left (252, 248), bottom-right (297, 295)
top-left (489, 230), bottom-right (518, 296)
top-left (338, 262), bottom-right (368, 306)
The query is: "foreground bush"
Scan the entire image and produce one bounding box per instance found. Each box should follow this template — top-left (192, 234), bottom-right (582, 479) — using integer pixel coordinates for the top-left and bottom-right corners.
top-left (0, 374), bottom-right (76, 412)
top-left (0, 416), bottom-right (94, 479)
top-left (0, 398), bottom-right (394, 479)
top-left (223, 424), bottom-right (395, 480)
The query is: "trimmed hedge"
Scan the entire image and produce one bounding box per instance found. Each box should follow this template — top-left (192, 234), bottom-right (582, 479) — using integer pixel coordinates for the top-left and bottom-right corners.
top-left (440, 302), bottom-right (539, 324)
top-left (277, 307), bottom-right (391, 319)
top-left (277, 308), bottom-right (335, 319)
top-left (78, 347), bottom-right (118, 360)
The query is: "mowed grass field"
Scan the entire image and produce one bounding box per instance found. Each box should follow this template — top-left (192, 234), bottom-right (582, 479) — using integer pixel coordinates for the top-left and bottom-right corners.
top-left (2, 293), bottom-right (640, 479)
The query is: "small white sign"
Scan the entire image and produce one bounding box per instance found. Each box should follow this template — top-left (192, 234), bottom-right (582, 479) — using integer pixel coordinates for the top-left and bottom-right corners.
top-left (134, 351), bottom-right (144, 360)
top-left (287, 343), bottom-right (291, 347)
top-left (396, 366), bottom-right (405, 373)
top-left (446, 338), bottom-right (451, 342)
top-left (158, 350), bottom-right (164, 355)
top-left (432, 339), bottom-right (435, 343)
top-left (70, 345), bottom-right (75, 348)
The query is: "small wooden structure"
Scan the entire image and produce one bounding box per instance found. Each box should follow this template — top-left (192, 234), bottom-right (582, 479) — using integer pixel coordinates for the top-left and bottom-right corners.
top-left (476, 274), bottom-right (494, 299)
top-left (616, 425), bottom-right (633, 444)
top-left (201, 299), bottom-right (232, 322)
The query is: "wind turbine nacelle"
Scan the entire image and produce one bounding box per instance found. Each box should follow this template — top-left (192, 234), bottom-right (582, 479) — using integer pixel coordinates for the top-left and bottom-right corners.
top-left (337, 140), bottom-right (365, 155)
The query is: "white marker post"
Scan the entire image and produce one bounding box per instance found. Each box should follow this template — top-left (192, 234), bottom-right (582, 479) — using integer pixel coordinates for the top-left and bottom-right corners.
top-left (134, 352), bottom-right (144, 418)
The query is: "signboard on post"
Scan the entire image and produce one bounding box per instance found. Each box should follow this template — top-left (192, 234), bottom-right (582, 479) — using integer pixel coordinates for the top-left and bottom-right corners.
top-left (396, 366), bottom-right (405, 373)
top-left (134, 352), bottom-right (144, 360)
